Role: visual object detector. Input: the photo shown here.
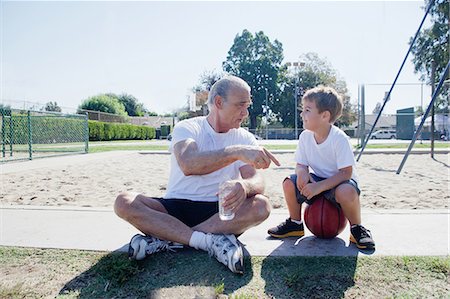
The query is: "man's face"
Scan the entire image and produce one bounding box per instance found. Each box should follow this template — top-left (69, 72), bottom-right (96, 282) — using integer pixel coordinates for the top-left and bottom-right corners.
top-left (219, 87), bottom-right (252, 129)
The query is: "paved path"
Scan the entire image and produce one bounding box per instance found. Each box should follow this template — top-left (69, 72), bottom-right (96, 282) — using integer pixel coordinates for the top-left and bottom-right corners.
top-left (1, 205), bottom-right (448, 256)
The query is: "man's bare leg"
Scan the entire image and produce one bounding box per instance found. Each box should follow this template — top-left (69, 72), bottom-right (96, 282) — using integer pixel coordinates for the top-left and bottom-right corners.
top-left (192, 194), bottom-right (270, 235)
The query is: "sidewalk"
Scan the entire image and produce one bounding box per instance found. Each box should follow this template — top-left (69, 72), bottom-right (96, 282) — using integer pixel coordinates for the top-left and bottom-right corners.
top-left (1, 205), bottom-right (448, 256)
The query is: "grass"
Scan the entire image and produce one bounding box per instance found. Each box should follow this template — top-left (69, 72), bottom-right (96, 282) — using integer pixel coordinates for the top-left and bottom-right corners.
top-left (1, 246), bottom-right (449, 298)
top-left (85, 141), bottom-right (449, 153)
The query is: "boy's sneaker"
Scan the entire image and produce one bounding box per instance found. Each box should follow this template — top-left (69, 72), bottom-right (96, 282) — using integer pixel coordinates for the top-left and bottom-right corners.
top-left (205, 234), bottom-right (244, 274)
top-left (267, 218), bottom-right (305, 238)
top-left (350, 225), bottom-right (375, 250)
top-left (128, 234), bottom-right (183, 260)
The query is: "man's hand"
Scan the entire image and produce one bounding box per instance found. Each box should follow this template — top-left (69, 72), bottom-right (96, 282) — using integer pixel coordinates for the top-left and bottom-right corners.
top-left (220, 180), bottom-right (248, 212)
top-left (235, 145), bottom-right (280, 169)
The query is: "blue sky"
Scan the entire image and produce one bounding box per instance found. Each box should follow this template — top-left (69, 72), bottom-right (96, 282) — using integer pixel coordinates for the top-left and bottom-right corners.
top-left (2, 1), bottom-right (432, 115)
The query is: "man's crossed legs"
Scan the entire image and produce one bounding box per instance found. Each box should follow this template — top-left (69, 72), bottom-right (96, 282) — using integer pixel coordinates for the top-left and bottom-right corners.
top-left (114, 192), bottom-right (270, 274)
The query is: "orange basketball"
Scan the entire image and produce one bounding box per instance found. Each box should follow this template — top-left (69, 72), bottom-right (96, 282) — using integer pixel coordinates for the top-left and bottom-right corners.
top-left (304, 195), bottom-right (347, 239)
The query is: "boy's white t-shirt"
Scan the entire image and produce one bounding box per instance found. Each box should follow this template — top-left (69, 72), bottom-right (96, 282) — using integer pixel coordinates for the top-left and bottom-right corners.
top-left (164, 116), bottom-right (258, 202)
top-left (294, 125), bottom-right (358, 183)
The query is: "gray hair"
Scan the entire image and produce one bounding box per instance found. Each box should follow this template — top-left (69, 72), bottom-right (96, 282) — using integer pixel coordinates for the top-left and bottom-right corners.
top-left (207, 75), bottom-right (251, 109)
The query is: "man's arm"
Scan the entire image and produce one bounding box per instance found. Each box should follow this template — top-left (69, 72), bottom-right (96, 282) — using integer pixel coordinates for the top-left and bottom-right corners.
top-left (220, 164), bottom-right (265, 211)
top-left (174, 139), bottom-right (280, 176)
top-left (239, 164), bottom-right (265, 198)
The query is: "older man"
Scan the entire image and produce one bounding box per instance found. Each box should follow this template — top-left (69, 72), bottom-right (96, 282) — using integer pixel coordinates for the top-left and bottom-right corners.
top-left (114, 75), bottom-right (279, 274)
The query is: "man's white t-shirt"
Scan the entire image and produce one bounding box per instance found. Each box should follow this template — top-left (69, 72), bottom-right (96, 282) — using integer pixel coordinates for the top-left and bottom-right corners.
top-left (294, 125), bottom-right (358, 182)
top-left (164, 116), bottom-right (258, 202)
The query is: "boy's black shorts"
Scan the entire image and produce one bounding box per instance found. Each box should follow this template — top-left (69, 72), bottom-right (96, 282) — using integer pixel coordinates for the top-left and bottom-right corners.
top-left (155, 198), bottom-right (218, 227)
top-left (286, 173), bottom-right (361, 205)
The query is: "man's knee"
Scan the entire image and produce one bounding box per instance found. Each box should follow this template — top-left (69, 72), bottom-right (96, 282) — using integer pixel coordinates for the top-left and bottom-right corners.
top-left (114, 191), bottom-right (136, 219)
top-left (252, 194), bottom-right (271, 222)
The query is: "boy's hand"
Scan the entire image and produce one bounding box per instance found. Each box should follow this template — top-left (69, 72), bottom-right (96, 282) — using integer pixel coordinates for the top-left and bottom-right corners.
top-left (296, 172), bottom-right (310, 191)
top-left (301, 182), bottom-right (322, 200)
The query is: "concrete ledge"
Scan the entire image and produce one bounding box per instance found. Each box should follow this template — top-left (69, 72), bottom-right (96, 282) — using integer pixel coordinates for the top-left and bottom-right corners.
top-left (1, 206), bottom-right (448, 256)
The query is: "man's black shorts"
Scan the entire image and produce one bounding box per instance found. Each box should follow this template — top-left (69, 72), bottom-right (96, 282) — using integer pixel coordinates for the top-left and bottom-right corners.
top-left (287, 173), bottom-right (361, 205)
top-left (155, 198), bottom-right (218, 227)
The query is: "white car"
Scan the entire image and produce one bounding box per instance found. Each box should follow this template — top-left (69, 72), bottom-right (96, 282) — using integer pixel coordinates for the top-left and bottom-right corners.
top-left (370, 130), bottom-right (396, 139)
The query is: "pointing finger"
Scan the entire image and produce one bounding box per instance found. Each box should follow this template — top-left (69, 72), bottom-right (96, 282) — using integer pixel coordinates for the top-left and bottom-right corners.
top-left (263, 147), bottom-right (281, 166)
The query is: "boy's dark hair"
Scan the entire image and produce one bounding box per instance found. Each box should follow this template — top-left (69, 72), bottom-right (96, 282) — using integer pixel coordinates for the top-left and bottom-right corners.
top-left (302, 86), bottom-right (343, 123)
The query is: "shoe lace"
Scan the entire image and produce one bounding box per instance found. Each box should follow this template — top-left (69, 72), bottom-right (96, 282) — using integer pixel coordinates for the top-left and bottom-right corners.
top-left (277, 218), bottom-right (292, 230)
top-left (357, 226), bottom-right (372, 239)
top-left (361, 227), bottom-right (371, 238)
top-left (207, 235), bottom-right (236, 264)
top-left (145, 237), bottom-right (183, 255)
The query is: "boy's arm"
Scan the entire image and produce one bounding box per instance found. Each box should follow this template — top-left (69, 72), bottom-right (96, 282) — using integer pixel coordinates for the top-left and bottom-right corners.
top-left (295, 163), bottom-right (310, 190)
top-left (301, 166), bottom-right (353, 199)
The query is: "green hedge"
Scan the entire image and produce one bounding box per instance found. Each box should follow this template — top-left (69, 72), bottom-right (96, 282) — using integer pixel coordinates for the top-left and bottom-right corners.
top-left (88, 120), bottom-right (155, 141)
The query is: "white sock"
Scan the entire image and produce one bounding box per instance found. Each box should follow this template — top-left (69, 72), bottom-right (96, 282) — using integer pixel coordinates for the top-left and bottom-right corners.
top-left (189, 231), bottom-right (209, 251)
top-left (291, 218), bottom-right (303, 225)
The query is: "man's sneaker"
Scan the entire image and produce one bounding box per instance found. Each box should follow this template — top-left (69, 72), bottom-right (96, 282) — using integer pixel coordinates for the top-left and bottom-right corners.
top-left (267, 218), bottom-right (305, 238)
top-left (128, 234), bottom-right (183, 260)
top-left (350, 225), bottom-right (375, 250)
top-left (206, 234), bottom-right (244, 274)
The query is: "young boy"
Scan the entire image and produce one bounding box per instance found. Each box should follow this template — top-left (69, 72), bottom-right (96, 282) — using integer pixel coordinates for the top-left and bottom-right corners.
top-left (268, 86), bottom-right (375, 250)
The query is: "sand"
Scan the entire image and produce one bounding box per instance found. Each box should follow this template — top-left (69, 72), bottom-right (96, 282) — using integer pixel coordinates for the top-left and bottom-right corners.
top-left (1, 151), bottom-right (448, 210)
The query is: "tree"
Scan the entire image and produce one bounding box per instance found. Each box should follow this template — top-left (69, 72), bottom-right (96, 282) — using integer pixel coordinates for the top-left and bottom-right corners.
top-left (410, 0), bottom-right (449, 113)
top-left (372, 102), bottom-right (382, 114)
top-left (79, 94), bottom-right (127, 116)
top-left (223, 30), bottom-right (284, 129)
top-left (105, 93), bottom-right (149, 116)
top-left (44, 101), bottom-right (62, 112)
top-left (117, 93), bottom-right (146, 116)
top-left (193, 69), bottom-right (225, 93)
top-left (272, 52), bottom-right (356, 128)
top-left (0, 104), bottom-right (11, 116)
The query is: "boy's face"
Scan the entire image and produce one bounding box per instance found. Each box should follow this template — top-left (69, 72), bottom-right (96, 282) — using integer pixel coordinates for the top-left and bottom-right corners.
top-left (300, 99), bottom-right (330, 131)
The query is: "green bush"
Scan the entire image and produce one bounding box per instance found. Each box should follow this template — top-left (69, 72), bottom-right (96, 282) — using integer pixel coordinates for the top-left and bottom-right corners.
top-left (88, 120), bottom-right (155, 141)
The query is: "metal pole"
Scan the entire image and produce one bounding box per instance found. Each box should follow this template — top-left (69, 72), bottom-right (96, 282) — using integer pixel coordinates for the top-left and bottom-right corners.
top-left (430, 60), bottom-right (436, 158)
top-left (265, 88), bottom-right (269, 140)
top-left (84, 112), bottom-right (89, 153)
top-left (420, 82), bottom-right (424, 144)
top-left (27, 110), bottom-right (33, 160)
top-left (294, 79), bottom-right (298, 139)
top-left (359, 84), bottom-right (366, 152)
top-left (397, 60), bottom-right (449, 174)
top-left (356, 0), bottom-right (435, 161)
top-left (1, 110), bottom-right (5, 158)
top-left (9, 113), bottom-right (13, 157)
top-left (357, 84), bottom-right (360, 147)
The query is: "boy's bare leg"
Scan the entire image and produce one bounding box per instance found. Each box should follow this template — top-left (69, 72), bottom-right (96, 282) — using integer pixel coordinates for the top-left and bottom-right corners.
top-left (334, 184), bottom-right (361, 225)
top-left (282, 178), bottom-right (302, 221)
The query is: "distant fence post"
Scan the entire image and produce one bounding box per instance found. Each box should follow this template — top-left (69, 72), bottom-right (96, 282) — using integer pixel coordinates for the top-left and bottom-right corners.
top-left (27, 110), bottom-right (33, 160)
top-left (1, 110), bottom-right (5, 158)
top-left (9, 112), bottom-right (13, 157)
top-left (84, 112), bottom-right (89, 153)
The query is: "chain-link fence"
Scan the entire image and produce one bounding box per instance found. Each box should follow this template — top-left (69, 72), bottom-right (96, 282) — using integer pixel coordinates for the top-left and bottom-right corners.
top-left (79, 109), bottom-right (129, 123)
top-left (1, 109), bottom-right (88, 162)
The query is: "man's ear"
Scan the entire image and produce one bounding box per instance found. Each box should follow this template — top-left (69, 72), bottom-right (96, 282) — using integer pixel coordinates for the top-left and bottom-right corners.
top-left (214, 95), bottom-right (224, 109)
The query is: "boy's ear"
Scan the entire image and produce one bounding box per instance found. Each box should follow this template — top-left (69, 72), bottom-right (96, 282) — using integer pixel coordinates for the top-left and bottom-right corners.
top-left (321, 110), bottom-right (331, 122)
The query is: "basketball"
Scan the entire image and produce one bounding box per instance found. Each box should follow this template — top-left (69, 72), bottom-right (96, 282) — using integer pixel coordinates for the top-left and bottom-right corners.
top-left (304, 194), bottom-right (347, 239)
